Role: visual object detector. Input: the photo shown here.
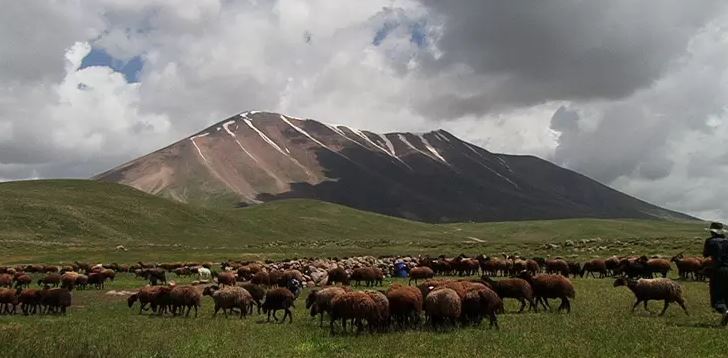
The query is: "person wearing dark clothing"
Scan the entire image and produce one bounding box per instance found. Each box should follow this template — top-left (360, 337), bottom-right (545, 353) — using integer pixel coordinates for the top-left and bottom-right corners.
top-left (703, 222), bottom-right (728, 326)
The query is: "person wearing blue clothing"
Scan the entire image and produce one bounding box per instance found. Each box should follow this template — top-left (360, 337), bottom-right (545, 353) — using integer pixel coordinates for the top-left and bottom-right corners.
top-left (703, 222), bottom-right (728, 326)
top-left (394, 261), bottom-right (409, 278)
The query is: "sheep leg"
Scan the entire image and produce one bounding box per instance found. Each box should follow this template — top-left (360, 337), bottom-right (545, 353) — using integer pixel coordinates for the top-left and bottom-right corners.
top-left (272, 310), bottom-right (279, 322)
top-left (676, 299), bottom-right (689, 315)
top-left (659, 301), bottom-right (670, 316)
top-left (643, 300), bottom-right (653, 314)
top-left (517, 298), bottom-right (526, 313)
top-left (320, 312), bottom-right (325, 328)
top-left (489, 312), bottom-right (498, 329)
top-left (631, 299), bottom-right (642, 313)
top-left (286, 308), bottom-right (292, 323)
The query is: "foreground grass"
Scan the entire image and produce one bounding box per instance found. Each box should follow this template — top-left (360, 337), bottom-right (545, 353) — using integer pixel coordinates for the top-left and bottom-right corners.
top-left (1, 273), bottom-right (727, 357)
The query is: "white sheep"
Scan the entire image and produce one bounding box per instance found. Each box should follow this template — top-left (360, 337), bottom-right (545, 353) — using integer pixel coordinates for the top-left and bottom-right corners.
top-left (613, 277), bottom-right (688, 316)
top-left (197, 267), bottom-right (211, 280)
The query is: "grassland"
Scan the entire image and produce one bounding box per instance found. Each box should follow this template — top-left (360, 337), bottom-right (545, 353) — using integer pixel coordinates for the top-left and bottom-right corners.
top-left (0, 273), bottom-right (727, 357)
top-left (0, 180), bottom-right (706, 264)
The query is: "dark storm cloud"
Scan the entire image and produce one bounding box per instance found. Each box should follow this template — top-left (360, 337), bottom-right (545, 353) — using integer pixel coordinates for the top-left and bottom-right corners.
top-left (415, 0), bottom-right (724, 119)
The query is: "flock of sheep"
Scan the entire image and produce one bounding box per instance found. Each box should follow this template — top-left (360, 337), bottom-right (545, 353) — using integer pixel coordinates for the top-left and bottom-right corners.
top-left (0, 252), bottom-right (704, 334)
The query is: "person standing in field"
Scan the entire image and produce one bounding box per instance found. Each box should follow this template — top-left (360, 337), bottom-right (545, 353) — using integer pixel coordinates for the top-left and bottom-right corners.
top-left (703, 222), bottom-right (728, 326)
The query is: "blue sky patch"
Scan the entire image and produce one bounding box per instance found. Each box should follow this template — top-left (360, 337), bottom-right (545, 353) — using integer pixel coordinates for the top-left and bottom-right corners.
top-left (79, 47), bottom-right (143, 83)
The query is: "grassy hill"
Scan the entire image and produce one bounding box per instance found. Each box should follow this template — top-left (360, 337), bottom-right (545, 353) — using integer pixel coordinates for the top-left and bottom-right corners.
top-left (0, 180), bottom-right (705, 263)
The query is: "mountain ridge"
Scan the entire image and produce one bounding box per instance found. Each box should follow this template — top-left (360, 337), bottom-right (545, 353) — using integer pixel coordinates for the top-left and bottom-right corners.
top-left (95, 111), bottom-right (695, 223)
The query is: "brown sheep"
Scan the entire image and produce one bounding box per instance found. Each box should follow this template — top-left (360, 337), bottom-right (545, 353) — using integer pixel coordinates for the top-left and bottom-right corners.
top-left (351, 267), bottom-right (383, 287)
top-left (517, 271), bottom-right (575, 313)
top-left (364, 290), bottom-right (390, 332)
top-left (251, 271), bottom-right (270, 286)
top-left (581, 259), bottom-right (608, 278)
top-left (38, 273), bottom-right (62, 288)
top-left (409, 266), bottom-right (434, 286)
top-left (306, 286), bottom-right (349, 327)
top-left (262, 287), bottom-right (295, 323)
top-left (671, 254), bottom-right (703, 280)
top-left (60, 272), bottom-right (80, 289)
top-left (614, 277), bottom-right (688, 315)
top-left (216, 272), bottom-right (236, 287)
top-left (481, 276), bottom-right (535, 313)
top-left (424, 287), bottom-right (461, 329)
top-left (327, 268), bottom-right (350, 285)
top-left (128, 285), bottom-right (166, 314)
top-left (18, 288), bottom-right (43, 315)
top-left (0, 288), bottom-right (18, 314)
top-left (87, 272), bottom-right (106, 290)
top-left (169, 285), bottom-right (202, 317)
top-left (14, 274), bottom-right (32, 289)
top-left (203, 285), bottom-right (253, 318)
top-left (40, 287), bottom-right (72, 314)
top-left (239, 283), bottom-right (266, 314)
top-left (74, 275), bottom-right (89, 290)
top-left (0, 273), bottom-right (12, 288)
top-left (645, 258), bottom-right (671, 278)
top-left (544, 259), bottom-right (570, 276)
top-left (329, 291), bottom-right (378, 335)
top-left (461, 285), bottom-right (502, 328)
top-left (386, 284), bottom-right (423, 328)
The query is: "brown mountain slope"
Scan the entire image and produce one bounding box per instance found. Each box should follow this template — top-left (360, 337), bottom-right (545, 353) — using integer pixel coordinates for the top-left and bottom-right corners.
top-left (95, 111), bottom-right (694, 223)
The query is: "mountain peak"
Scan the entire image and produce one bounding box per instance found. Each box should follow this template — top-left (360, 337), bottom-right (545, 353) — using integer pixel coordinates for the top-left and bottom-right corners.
top-left (95, 111), bottom-right (693, 223)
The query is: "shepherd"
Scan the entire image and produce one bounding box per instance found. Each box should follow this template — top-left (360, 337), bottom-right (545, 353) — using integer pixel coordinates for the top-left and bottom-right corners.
top-left (703, 222), bottom-right (728, 326)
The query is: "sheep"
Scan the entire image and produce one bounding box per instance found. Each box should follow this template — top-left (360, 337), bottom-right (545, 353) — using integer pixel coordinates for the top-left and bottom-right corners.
top-left (0, 273), bottom-right (12, 288)
top-left (40, 287), bottom-right (72, 315)
top-left (216, 271), bottom-right (236, 287)
top-left (481, 276), bottom-right (535, 313)
top-left (460, 285), bottom-right (502, 328)
top-left (87, 272), bottom-right (106, 290)
top-left (197, 267), bottom-right (212, 280)
top-left (169, 285), bottom-right (202, 317)
top-left (251, 270), bottom-right (270, 286)
top-left (262, 287), bottom-right (295, 323)
top-left (60, 272), bottom-right (79, 289)
top-left (424, 287), bottom-right (461, 329)
top-left (37, 273), bottom-right (62, 288)
top-left (517, 271), bottom-right (575, 313)
top-left (351, 267), bottom-right (384, 287)
top-left (544, 259), bottom-right (570, 276)
top-left (645, 258), bottom-right (671, 278)
top-left (386, 284), bottom-right (423, 328)
top-left (128, 285), bottom-right (167, 314)
top-left (74, 275), bottom-right (89, 290)
top-left (18, 288), bottom-right (43, 315)
top-left (327, 268), bottom-right (350, 286)
top-left (581, 259), bottom-right (608, 278)
top-left (101, 269), bottom-right (116, 281)
top-left (671, 254), bottom-right (703, 280)
top-left (408, 266), bottom-right (435, 286)
top-left (364, 290), bottom-right (390, 332)
top-left (329, 291), bottom-right (378, 335)
top-left (0, 288), bottom-right (18, 314)
top-left (567, 261), bottom-right (582, 278)
top-left (613, 277), bottom-right (688, 315)
top-left (14, 274), bottom-right (32, 289)
top-left (306, 286), bottom-right (349, 327)
top-left (605, 256), bottom-right (621, 276)
top-left (141, 268), bottom-right (167, 285)
top-left (239, 283), bottom-right (266, 314)
top-left (203, 285), bottom-right (253, 318)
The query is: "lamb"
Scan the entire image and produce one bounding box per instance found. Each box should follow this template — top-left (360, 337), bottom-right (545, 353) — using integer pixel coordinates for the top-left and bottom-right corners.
top-left (262, 287), bottom-right (295, 323)
top-left (216, 271), bottom-right (236, 287)
top-left (306, 286), bottom-right (349, 327)
top-left (40, 287), bottom-right (72, 314)
top-left (326, 268), bottom-right (350, 286)
top-left (37, 273), bottom-right (62, 288)
top-left (424, 287), bottom-right (461, 329)
top-left (408, 266), bottom-right (434, 286)
top-left (203, 285), bottom-right (253, 318)
top-left (197, 267), bottom-right (212, 280)
top-left (128, 285), bottom-right (167, 314)
top-left (517, 271), bottom-right (575, 313)
top-left (386, 284), bottom-right (423, 328)
top-left (613, 277), bottom-right (688, 315)
top-left (169, 285), bottom-right (202, 317)
top-left (0, 288), bottom-right (18, 314)
top-left (329, 291), bottom-right (378, 335)
top-left (481, 276), bottom-right (535, 313)
top-left (239, 283), bottom-right (266, 314)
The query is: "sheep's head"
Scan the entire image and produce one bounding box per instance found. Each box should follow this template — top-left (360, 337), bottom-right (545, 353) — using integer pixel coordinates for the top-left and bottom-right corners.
top-left (613, 277), bottom-right (630, 287)
top-left (305, 290), bottom-right (318, 309)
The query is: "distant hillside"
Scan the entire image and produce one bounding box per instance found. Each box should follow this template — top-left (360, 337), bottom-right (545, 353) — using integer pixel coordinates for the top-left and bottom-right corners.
top-left (95, 111), bottom-right (694, 223)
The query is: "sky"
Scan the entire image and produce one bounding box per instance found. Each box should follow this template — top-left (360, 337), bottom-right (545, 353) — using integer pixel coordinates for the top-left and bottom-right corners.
top-left (1, 1), bottom-right (728, 220)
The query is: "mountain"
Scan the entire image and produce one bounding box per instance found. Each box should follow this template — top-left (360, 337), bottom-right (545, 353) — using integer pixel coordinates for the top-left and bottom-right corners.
top-left (95, 111), bottom-right (694, 223)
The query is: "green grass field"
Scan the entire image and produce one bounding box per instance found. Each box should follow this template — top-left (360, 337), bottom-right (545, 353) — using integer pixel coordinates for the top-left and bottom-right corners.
top-left (1, 179), bottom-right (723, 357)
top-left (0, 180), bottom-right (706, 264)
top-left (0, 273), bottom-right (727, 357)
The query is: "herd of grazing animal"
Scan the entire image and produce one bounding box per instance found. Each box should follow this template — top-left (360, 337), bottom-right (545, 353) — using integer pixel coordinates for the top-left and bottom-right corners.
top-left (0, 252), bottom-right (699, 329)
